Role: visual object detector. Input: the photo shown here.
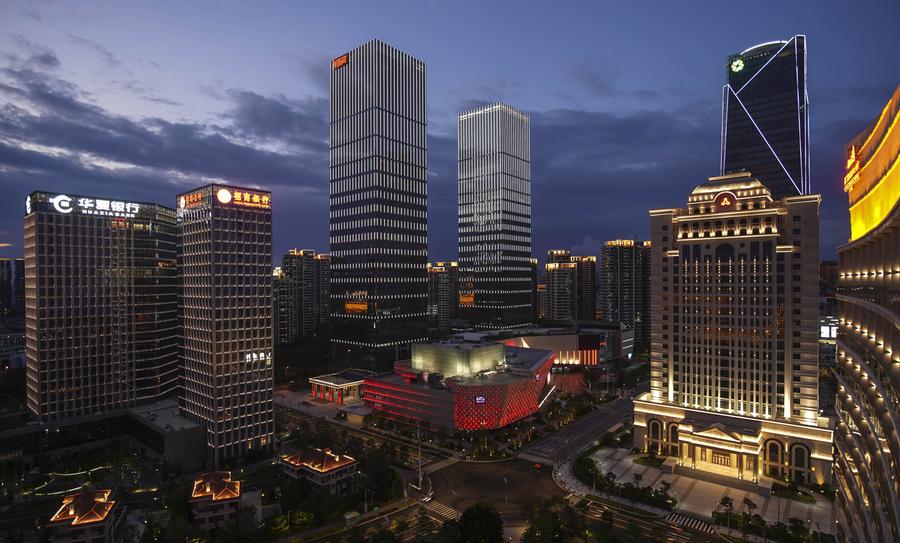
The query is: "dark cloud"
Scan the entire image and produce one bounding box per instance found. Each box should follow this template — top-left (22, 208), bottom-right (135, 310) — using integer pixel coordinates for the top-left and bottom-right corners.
top-left (224, 90), bottom-right (328, 151)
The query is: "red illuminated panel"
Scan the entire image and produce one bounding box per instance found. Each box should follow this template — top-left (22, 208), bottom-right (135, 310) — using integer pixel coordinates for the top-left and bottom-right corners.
top-left (333, 54), bottom-right (349, 70)
top-left (180, 192), bottom-right (204, 209)
top-left (344, 301), bottom-right (368, 314)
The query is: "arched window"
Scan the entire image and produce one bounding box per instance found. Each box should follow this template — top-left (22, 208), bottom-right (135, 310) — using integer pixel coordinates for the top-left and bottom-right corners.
top-left (791, 444), bottom-right (810, 483)
top-left (764, 440), bottom-right (783, 478)
top-left (668, 424), bottom-right (679, 457)
top-left (648, 419), bottom-right (662, 454)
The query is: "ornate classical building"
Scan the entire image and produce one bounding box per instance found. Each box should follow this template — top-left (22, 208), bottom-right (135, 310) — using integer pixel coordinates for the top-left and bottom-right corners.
top-left (633, 173), bottom-right (832, 484)
top-left (833, 84), bottom-right (900, 543)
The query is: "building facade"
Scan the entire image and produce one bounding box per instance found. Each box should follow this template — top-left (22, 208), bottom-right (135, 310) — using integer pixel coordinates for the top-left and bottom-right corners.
top-left (0, 258), bottom-right (25, 332)
top-left (329, 39), bottom-right (428, 370)
top-left (281, 448), bottom-right (359, 496)
top-left (427, 261), bottom-right (459, 337)
top-left (190, 471), bottom-right (242, 532)
top-left (50, 490), bottom-right (124, 543)
top-left (544, 250), bottom-right (596, 322)
top-left (24, 192), bottom-right (178, 422)
top-left (276, 249), bottom-right (331, 344)
top-left (633, 173), bottom-right (832, 485)
top-left (599, 240), bottom-right (651, 354)
top-left (177, 185), bottom-right (274, 467)
top-left (458, 102), bottom-right (532, 330)
top-left (833, 84), bottom-right (900, 543)
top-left (721, 36), bottom-right (810, 199)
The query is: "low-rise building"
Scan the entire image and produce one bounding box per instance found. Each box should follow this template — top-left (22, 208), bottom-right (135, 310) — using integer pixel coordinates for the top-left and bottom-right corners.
top-left (49, 489), bottom-right (124, 543)
top-left (281, 448), bottom-right (359, 496)
top-left (308, 368), bottom-right (373, 405)
top-left (190, 471), bottom-right (241, 532)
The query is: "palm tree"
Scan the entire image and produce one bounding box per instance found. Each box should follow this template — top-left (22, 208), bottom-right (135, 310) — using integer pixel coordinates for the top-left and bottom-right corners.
top-left (719, 496), bottom-right (734, 532)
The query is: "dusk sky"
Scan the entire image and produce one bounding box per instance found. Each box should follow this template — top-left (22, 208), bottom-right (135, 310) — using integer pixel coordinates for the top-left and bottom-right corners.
top-left (1, 1), bottom-right (898, 262)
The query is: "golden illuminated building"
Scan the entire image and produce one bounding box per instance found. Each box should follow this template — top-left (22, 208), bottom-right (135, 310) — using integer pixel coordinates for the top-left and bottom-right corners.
top-left (190, 471), bottom-right (242, 532)
top-left (833, 83), bottom-right (900, 543)
top-left (281, 448), bottom-right (359, 496)
top-left (633, 173), bottom-right (832, 485)
top-left (50, 490), bottom-right (123, 543)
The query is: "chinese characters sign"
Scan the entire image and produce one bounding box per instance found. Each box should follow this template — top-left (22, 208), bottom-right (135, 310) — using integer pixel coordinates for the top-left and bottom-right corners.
top-left (333, 54), bottom-right (349, 70)
top-left (215, 187), bottom-right (271, 209)
top-left (39, 194), bottom-right (141, 218)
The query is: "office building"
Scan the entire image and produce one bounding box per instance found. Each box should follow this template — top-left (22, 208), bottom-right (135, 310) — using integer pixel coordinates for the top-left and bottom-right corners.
top-left (530, 257), bottom-right (539, 323)
top-left (427, 261), bottom-right (459, 336)
top-left (0, 258), bottom-right (24, 332)
top-left (329, 39), bottom-right (428, 369)
top-left (721, 36), bottom-right (809, 199)
top-left (24, 191), bottom-right (178, 422)
top-left (633, 173), bottom-right (832, 485)
top-left (833, 84), bottom-right (900, 543)
top-left (177, 184), bottom-right (274, 467)
top-left (600, 240), bottom-right (651, 353)
top-left (458, 102), bottom-right (532, 330)
top-left (276, 249), bottom-right (331, 344)
top-left (273, 267), bottom-right (295, 345)
top-left (536, 284), bottom-right (547, 320)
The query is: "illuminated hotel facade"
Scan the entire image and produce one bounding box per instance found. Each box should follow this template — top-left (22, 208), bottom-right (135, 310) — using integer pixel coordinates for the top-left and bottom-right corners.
top-left (833, 84), bottom-right (900, 543)
top-left (177, 185), bottom-right (274, 468)
top-left (458, 103), bottom-right (532, 330)
top-left (722, 36), bottom-right (810, 199)
top-left (633, 173), bottom-right (832, 485)
top-left (329, 39), bottom-right (428, 369)
top-left (24, 192), bottom-right (178, 422)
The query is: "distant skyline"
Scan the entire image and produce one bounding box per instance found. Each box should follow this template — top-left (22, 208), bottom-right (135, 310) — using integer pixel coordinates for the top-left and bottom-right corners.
top-left (1, 1), bottom-right (899, 261)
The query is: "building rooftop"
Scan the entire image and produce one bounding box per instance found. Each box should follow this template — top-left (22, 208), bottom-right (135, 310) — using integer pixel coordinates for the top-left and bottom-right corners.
top-left (309, 368), bottom-right (374, 386)
top-left (128, 398), bottom-right (201, 432)
top-left (191, 472), bottom-right (241, 502)
top-left (282, 448), bottom-right (357, 473)
top-left (50, 490), bottom-right (116, 527)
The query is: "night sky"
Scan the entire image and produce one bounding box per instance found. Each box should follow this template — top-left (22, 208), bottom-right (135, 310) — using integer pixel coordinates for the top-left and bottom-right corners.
top-left (1, 1), bottom-right (898, 262)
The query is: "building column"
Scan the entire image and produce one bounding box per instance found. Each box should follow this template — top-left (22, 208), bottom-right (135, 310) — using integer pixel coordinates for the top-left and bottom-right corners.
top-left (338, 389), bottom-right (343, 405)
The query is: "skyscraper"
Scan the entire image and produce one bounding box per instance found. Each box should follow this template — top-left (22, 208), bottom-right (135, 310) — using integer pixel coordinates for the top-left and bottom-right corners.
top-left (458, 102), bottom-right (532, 329)
top-left (599, 240), bottom-right (650, 353)
top-left (329, 39), bottom-right (428, 369)
top-left (24, 191), bottom-right (177, 421)
top-left (632, 173), bottom-right (831, 484)
top-left (721, 36), bottom-right (809, 199)
top-left (273, 267), bottom-right (296, 345)
top-left (833, 84), bottom-right (900, 543)
top-left (177, 184), bottom-right (274, 467)
top-left (277, 249), bottom-right (330, 341)
top-left (427, 261), bottom-right (459, 337)
top-left (544, 250), bottom-right (596, 322)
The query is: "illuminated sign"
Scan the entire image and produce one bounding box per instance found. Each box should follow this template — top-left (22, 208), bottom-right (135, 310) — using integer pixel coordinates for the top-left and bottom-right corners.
top-left (475, 396), bottom-right (486, 404)
top-left (459, 293), bottom-right (474, 306)
top-left (215, 188), bottom-right (271, 209)
top-left (730, 58), bottom-right (745, 73)
top-left (714, 191), bottom-right (737, 211)
top-left (843, 145), bottom-right (860, 192)
top-left (244, 351), bottom-right (272, 365)
top-left (180, 192), bottom-right (205, 209)
top-left (42, 194), bottom-right (141, 218)
top-left (25, 195), bottom-right (31, 214)
top-left (345, 290), bottom-right (369, 314)
top-left (332, 54), bottom-right (349, 70)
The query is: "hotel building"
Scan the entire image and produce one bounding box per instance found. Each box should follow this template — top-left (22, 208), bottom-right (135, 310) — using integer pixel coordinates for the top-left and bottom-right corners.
top-left (721, 36), bottom-right (810, 199)
top-left (633, 173), bottom-right (832, 484)
top-left (600, 240), bottom-right (651, 353)
top-left (458, 102), bottom-right (532, 330)
top-left (329, 39), bottom-right (428, 369)
top-left (24, 192), bottom-right (177, 422)
top-left (833, 84), bottom-right (900, 543)
top-left (177, 185), bottom-right (274, 467)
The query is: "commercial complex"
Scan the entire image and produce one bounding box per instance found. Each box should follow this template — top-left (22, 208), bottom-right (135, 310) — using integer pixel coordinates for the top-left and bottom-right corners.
top-left (427, 261), bottom-right (459, 336)
top-left (599, 240), bottom-right (651, 354)
top-left (275, 249), bottom-right (330, 344)
top-left (24, 192), bottom-right (178, 422)
top-left (833, 84), bottom-right (900, 543)
top-left (177, 184), bottom-right (274, 467)
top-left (329, 39), bottom-right (428, 369)
top-left (363, 339), bottom-right (553, 430)
top-left (721, 36), bottom-right (810, 199)
top-left (633, 173), bottom-right (832, 485)
top-left (544, 250), bottom-right (596, 322)
top-left (458, 102), bottom-right (533, 330)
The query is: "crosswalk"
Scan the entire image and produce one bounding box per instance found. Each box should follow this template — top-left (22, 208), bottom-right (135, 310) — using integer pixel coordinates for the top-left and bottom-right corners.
top-left (424, 500), bottom-right (460, 520)
top-left (424, 457), bottom-right (459, 474)
top-left (666, 513), bottom-right (716, 534)
top-left (518, 451), bottom-right (554, 466)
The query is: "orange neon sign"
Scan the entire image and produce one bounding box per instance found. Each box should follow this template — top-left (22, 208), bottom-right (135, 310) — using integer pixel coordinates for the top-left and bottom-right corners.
top-left (333, 54), bottom-right (349, 70)
top-left (179, 192), bottom-right (204, 209)
top-left (459, 293), bottom-right (474, 306)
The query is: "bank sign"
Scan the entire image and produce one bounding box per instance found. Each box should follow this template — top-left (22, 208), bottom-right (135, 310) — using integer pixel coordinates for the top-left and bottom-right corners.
top-left (27, 193), bottom-right (142, 219)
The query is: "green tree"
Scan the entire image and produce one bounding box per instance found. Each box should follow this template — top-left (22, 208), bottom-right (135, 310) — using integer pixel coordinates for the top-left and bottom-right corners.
top-left (719, 496), bottom-right (734, 532)
top-left (458, 502), bottom-right (503, 543)
top-left (435, 520), bottom-right (463, 543)
top-left (369, 527), bottom-right (401, 543)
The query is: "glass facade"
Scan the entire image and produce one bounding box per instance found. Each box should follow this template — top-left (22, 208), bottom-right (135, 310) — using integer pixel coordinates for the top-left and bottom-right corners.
top-left (329, 39), bottom-right (429, 370)
top-left (24, 192), bottom-right (177, 421)
top-left (177, 184), bottom-right (274, 468)
top-left (722, 36), bottom-right (809, 200)
top-left (458, 103), bottom-right (532, 329)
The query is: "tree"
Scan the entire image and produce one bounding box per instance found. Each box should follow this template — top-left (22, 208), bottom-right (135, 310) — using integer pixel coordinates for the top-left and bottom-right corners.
top-left (719, 496), bottom-right (734, 532)
top-left (632, 472), bottom-right (643, 488)
top-left (458, 502), bottom-right (504, 543)
top-left (435, 520), bottom-right (463, 543)
top-left (369, 528), bottom-right (401, 543)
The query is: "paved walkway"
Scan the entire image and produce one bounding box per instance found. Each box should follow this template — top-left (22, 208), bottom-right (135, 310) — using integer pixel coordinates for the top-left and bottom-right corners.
top-left (590, 448), bottom-right (835, 534)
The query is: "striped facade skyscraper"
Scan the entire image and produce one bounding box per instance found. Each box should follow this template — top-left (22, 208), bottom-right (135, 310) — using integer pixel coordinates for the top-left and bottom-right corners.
top-left (721, 36), bottom-right (809, 200)
top-left (458, 103), bottom-right (532, 329)
top-left (329, 40), bottom-right (428, 370)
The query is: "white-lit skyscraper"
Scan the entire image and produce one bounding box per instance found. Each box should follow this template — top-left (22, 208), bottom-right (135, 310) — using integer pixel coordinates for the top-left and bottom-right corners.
top-left (458, 103), bottom-right (532, 329)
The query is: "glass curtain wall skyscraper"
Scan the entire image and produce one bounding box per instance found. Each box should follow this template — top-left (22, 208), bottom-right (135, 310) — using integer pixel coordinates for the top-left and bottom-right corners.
top-left (721, 36), bottom-right (809, 199)
top-left (458, 103), bottom-right (532, 329)
top-left (329, 40), bottom-right (428, 370)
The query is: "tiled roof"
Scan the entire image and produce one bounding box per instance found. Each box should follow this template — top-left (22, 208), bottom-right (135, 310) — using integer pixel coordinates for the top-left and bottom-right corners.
top-left (50, 490), bottom-right (116, 526)
top-left (191, 471), bottom-right (241, 501)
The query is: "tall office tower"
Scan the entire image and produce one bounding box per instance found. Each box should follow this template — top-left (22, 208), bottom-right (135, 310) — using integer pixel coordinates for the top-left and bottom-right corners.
top-left (329, 40), bottom-right (428, 369)
top-left (571, 255), bottom-right (597, 320)
top-left (273, 267), bottom-right (297, 345)
top-left (833, 85), bottom-right (900, 543)
top-left (632, 173), bottom-right (832, 485)
top-left (600, 240), bottom-right (651, 353)
top-left (544, 250), bottom-right (597, 322)
top-left (24, 192), bottom-right (177, 422)
top-left (427, 261), bottom-right (459, 336)
top-left (458, 103), bottom-right (532, 329)
top-left (314, 253), bottom-right (331, 330)
top-left (283, 249), bottom-right (330, 339)
top-left (529, 257), bottom-right (539, 323)
top-left (721, 36), bottom-right (809, 200)
top-left (177, 185), bottom-right (274, 467)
